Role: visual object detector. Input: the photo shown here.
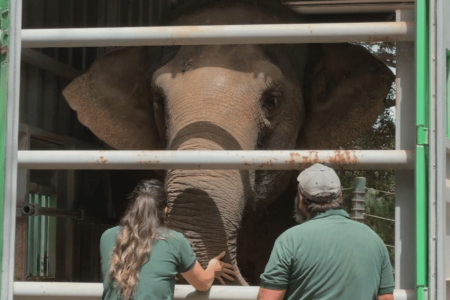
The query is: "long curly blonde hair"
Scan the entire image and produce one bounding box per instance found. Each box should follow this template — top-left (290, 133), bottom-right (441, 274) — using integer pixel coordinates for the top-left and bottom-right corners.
top-left (108, 180), bottom-right (167, 300)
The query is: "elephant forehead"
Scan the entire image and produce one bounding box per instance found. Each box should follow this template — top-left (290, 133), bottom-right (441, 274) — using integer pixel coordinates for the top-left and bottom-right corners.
top-left (154, 44), bottom-right (283, 80)
top-left (155, 65), bottom-right (283, 98)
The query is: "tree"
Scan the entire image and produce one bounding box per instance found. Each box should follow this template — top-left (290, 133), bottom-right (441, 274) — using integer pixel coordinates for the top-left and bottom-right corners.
top-left (339, 98), bottom-right (396, 256)
top-left (337, 42), bottom-right (396, 255)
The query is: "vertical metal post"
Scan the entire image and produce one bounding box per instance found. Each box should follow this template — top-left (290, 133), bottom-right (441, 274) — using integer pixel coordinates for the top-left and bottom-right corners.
top-left (416, 0), bottom-right (430, 297)
top-left (434, 0), bottom-right (450, 296)
top-left (427, 0), bottom-right (438, 297)
top-left (352, 177), bottom-right (366, 223)
top-left (395, 9), bottom-right (417, 294)
top-left (0, 0), bottom-right (22, 298)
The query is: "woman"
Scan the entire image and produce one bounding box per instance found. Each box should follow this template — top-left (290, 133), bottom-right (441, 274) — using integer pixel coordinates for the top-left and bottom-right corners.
top-left (100, 179), bottom-right (235, 300)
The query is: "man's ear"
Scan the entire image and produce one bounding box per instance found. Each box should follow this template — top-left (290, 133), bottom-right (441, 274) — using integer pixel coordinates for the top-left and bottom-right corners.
top-left (298, 194), bottom-right (303, 209)
top-left (63, 47), bottom-right (177, 150)
top-left (297, 43), bottom-right (394, 149)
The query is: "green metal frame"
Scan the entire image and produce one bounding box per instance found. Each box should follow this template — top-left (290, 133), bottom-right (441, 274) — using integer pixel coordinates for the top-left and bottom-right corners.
top-left (416, 0), bottom-right (430, 298)
top-left (0, 0), bottom-right (432, 298)
top-left (0, 0), bottom-right (10, 296)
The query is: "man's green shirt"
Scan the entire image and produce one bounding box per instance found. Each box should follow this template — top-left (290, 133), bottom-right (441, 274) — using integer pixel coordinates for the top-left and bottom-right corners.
top-left (260, 209), bottom-right (394, 300)
top-left (100, 227), bottom-right (196, 300)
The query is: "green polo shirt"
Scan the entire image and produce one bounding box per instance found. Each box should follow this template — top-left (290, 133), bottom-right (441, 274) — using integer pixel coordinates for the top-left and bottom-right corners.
top-left (100, 227), bottom-right (196, 300)
top-left (260, 209), bottom-right (394, 300)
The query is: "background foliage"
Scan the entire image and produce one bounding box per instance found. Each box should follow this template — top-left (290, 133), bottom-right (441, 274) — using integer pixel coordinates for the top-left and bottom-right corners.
top-left (339, 42), bottom-right (397, 256)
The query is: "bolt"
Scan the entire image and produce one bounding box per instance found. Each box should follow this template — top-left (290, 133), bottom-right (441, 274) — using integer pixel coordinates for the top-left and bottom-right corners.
top-left (1, 9), bottom-right (8, 16)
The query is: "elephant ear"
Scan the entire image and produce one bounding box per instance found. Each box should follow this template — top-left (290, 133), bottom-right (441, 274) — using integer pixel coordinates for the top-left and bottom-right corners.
top-left (298, 43), bottom-right (394, 149)
top-left (63, 47), bottom-right (166, 150)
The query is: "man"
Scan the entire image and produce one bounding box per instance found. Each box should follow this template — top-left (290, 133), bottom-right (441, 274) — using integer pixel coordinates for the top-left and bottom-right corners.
top-left (258, 163), bottom-right (394, 300)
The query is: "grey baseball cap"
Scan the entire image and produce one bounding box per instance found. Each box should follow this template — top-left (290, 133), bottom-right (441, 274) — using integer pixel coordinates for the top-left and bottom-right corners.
top-left (297, 163), bottom-right (341, 202)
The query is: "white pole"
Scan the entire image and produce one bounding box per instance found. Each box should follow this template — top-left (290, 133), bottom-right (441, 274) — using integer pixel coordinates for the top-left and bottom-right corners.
top-left (21, 22), bottom-right (414, 48)
top-left (17, 150), bottom-right (414, 170)
top-left (13, 282), bottom-right (416, 300)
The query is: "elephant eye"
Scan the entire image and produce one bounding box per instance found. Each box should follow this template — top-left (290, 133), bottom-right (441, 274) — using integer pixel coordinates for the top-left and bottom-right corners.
top-left (261, 92), bottom-right (282, 118)
top-left (265, 97), bottom-right (278, 107)
top-left (153, 93), bottom-right (166, 111)
top-left (152, 92), bottom-right (167, 145)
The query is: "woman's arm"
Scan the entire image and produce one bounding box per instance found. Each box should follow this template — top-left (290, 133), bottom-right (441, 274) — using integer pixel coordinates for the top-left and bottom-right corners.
top-left (181, 252), bottom-right (236, 292)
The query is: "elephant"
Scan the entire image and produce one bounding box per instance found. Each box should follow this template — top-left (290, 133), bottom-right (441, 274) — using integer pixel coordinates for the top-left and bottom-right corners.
top-left (62, 0), bottom-right (394, 285)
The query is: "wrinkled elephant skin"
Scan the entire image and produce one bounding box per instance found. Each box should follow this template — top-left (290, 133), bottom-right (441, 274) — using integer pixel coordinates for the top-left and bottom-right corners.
top-left (62, 0), bottom-right (394, 285)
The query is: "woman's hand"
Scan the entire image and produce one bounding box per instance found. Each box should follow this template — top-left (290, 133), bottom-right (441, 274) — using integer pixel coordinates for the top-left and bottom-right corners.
top-left (207, 251), bottom-right (236, 285)
top-left (181, 251), bottom-right (236, 291)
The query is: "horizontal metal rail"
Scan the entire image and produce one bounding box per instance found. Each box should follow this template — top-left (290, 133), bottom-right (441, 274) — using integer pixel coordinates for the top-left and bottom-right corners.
top-left (17, 150), bottom-right (414, 170)
top-left (21, 49), bottom-right (82, 80)
top-left (283, 0), bottom-right (415, 14)
top-left (21, 22), bottom-right (414, 48)
top-left (21, 204), bottom-right (83, 220)
top-left (13, 282), bottom-right (414, 300)
top-left (363, 213), bottom-right (395, 222)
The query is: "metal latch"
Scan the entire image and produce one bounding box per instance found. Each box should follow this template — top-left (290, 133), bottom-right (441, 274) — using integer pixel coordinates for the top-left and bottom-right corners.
top-left (417, 126), bottom-right (429, 145)
top-left (421, 287), bottom-right (429, 300)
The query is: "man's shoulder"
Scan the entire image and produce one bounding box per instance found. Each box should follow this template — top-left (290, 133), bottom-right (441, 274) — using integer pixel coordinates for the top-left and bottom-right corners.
top-left (277, 223), bottom-right (310, 241)
top-left (279, 213), bottom-right (382, 241)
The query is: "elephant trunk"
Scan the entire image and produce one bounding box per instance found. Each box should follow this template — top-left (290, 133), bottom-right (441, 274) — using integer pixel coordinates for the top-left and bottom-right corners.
top-left (166, 167), bottom-right (251, 285)
top-left (161, 67), bottom-right (261, 285)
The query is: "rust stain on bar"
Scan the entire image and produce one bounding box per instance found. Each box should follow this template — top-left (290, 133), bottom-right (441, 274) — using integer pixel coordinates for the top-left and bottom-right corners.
top-left (327, 150), bottom-right (358, 170)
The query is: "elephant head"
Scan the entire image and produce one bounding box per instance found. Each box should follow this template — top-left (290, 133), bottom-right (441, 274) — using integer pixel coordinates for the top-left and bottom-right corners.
top-left (63, 0), bottom-right (394, 285)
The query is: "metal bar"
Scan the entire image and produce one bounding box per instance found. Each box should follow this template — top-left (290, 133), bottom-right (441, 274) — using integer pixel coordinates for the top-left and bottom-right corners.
top-left (427, 0), bottom-right (438, 297)
top-left (416, 0), bottom-right (430, 296)
top-left (0, 0), bottom-right (22, 298)
top-left (363, 213), bottom-right (395, 222)
top-left (21, 204), bottom-right (82, 220)
top-left (434, 0), bottom-right (449, 297)
top-left (394, 289), bottom-right (417, 300)
top-left (21, 48), bottom-right (82, 80)
top-left (283, 0), bottom-right (414, 4)
top-left (12, 282), bottom-right (416, 300)
top-left (17, 150), bottom-right (414, 170)
top-left (20, 204), bottom-right (115, 225)
top-left (20, 22), bottom-right (414, 48)
top-left (288, 5), bottom-right (413, 14)
top-left (395, 9), bottom-right (416, 293)
top-left (19, 123), bottom-right (101, 150)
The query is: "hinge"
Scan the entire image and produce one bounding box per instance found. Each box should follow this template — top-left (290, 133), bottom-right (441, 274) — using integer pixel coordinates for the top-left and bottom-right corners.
top-left (420, 287), bottom-right (429, 300)
top-left (417, 126), bottom-right (429, 145)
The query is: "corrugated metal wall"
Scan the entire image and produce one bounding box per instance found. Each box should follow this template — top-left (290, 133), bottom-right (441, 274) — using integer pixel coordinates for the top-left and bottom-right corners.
top-left (18, 0), bottom-right (168, 283)
top-left (20, 0), bottom-right (167, 142)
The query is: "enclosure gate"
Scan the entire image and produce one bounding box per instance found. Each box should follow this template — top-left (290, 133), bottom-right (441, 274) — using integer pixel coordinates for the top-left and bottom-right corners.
top-left (0, 0), bottom-right (447, 299)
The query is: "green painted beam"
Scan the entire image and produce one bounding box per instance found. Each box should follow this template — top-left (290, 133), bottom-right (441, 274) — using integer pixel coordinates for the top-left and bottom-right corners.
top-left (0, 0), bottom-right (10, 297)
top-left (415, 0), bottom-right (430, 297)
top-left (416, 145), bottom-right (428, 295)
